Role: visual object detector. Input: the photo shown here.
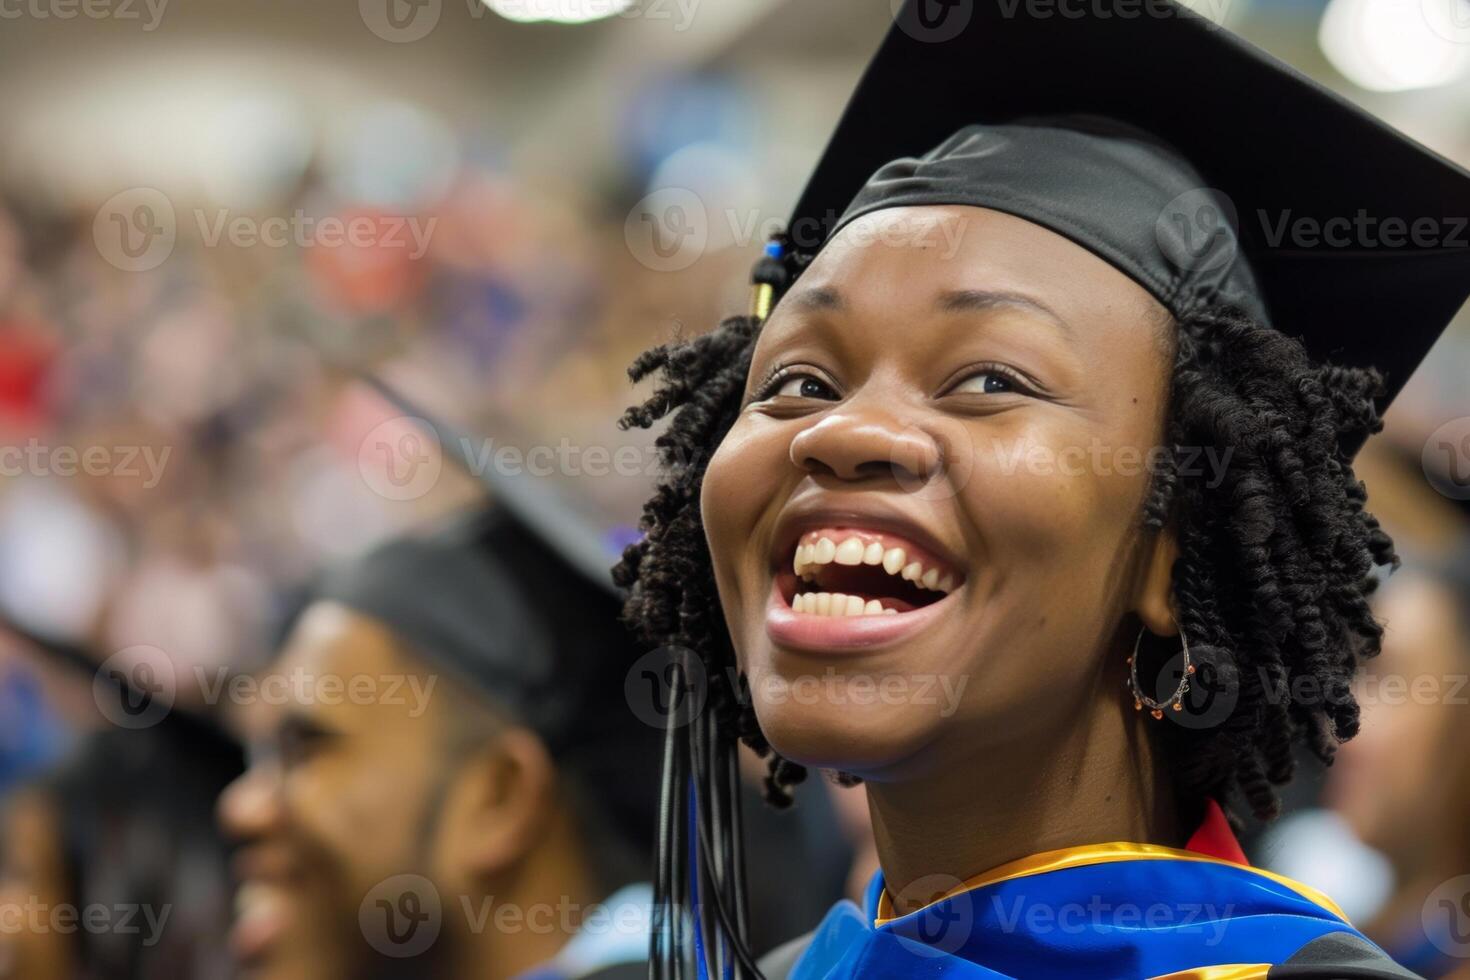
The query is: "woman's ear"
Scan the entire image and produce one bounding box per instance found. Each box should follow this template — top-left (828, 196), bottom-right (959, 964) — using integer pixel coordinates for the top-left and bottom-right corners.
top-left (442, 727), bottom-right (557, 879)
top-left (1134, 525), bottom-right (1180, 637)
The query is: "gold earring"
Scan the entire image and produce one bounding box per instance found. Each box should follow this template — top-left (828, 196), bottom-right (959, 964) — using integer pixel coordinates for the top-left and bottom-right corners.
top-left (1127, 625), bottom-right (1195, 719)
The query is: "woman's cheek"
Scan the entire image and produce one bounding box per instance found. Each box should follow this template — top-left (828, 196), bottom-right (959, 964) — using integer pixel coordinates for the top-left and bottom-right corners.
top-left (966, 427), bottom-right (1099, 543)
top-left (700, 418), bottom-right (784, 643)
top-left (964, 422), bottom-right (1160, 644)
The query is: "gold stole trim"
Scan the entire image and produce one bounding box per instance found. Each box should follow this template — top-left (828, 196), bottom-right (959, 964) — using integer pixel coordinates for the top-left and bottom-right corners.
top-left (873, 840), bottom-right (1348, 927)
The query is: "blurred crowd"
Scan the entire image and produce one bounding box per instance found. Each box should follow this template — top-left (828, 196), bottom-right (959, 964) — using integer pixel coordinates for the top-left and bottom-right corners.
top-left (0, 77), bottom-right (822, 977)
top-left (0, 104), bottom-right (744, 698)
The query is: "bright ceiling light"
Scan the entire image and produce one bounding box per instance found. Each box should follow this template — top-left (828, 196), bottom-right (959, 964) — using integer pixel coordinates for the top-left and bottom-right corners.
top-left (1319, 0), bottom-right (1470, 92)
top-left (480, 0), bottom-right (637, 24)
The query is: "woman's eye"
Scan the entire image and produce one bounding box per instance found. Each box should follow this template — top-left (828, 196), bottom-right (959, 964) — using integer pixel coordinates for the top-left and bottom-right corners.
top-left (275, 722), bottom-right (330, 769)
top-left (760, 371), bottom-right (838, 401)
top-left (949, 369), bottom-right (1026, 396)
top-left (782, 376), bottom-right (840, 399)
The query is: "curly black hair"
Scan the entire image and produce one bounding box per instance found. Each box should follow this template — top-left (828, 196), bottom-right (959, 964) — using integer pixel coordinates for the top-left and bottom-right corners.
top-left (616, 239), bottom-right (1397, 977)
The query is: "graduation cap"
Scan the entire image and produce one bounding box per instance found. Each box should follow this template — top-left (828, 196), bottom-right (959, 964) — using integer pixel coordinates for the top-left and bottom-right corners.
top-left (359, 373), bottom-right (623, 594)
top-left (779, 0), bottom-right (1470, 417)
top-left (317, 376), bottom-right (659, 857)
top-left (0, 607), bottom-right (246, 776)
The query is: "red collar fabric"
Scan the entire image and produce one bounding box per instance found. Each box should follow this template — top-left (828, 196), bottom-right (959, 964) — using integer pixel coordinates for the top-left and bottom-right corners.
top-left (1184, 798), bottom-right (1248, 865)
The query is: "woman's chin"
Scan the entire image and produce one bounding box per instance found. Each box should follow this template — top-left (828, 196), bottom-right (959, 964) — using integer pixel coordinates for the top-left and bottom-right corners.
top-left (752, 697), bottom-right (940, 777)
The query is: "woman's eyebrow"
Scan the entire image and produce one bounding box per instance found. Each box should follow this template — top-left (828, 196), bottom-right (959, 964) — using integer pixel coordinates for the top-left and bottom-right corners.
top-left (935, 288), bottom-right (1070, 334)
top-left (780, 284), bottom-right (1069, 335)
top-left (784, 285), bottom-right (844, 313)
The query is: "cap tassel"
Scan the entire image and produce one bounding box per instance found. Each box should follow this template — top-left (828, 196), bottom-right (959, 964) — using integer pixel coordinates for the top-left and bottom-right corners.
top-left (748, 240), bottom-right (787, 321)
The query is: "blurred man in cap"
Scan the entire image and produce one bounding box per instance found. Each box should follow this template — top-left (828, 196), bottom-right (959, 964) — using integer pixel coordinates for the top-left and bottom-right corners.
top-left (1326, 549), bottom-right (1470, 979)
top-left (219, 392), bottom-right (660, 980)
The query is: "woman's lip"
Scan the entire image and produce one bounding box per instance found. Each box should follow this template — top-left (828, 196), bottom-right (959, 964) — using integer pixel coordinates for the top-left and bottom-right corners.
top-left (764, 578), bottom-right (955, 654)
top-left (230, 883), bottom-right (289, 966)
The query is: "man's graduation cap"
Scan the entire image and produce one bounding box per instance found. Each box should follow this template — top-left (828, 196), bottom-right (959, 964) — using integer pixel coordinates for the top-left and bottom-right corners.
top-left (318, 376), bottom-right (659, 857)
top-left (783, 0), bottom-right (1470, 416)
top-left (360, 373), bottom-right (622, 594)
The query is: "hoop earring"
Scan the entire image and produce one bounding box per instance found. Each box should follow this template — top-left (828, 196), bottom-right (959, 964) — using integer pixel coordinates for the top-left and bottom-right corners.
top-left (1127, 625), bottom-right (1195, 719)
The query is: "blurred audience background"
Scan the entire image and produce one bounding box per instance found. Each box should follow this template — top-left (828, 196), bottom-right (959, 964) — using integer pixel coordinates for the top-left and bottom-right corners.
top-left (0, 0), bottom-right (1465, 977)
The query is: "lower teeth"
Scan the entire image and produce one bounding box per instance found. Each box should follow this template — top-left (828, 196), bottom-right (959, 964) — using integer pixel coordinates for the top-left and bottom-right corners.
top-left (793, 592), bottom-right (899, 616)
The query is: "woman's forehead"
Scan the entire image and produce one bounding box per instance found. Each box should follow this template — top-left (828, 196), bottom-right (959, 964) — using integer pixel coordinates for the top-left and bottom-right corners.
top-left (767, 205), bottom-right (1167, 361)
top-left (802, 204), bottom-right (1162, 323)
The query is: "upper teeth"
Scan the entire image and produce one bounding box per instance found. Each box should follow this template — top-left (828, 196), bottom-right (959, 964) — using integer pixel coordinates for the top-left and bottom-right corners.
top-left (793, 535), bottom-right (956, 594)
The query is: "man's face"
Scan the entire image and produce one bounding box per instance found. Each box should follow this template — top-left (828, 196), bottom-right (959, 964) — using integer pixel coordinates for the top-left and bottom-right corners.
top-left (1326, 574), bottom-right (1470, 866)
top-left (0, 791), bottom-right (75, 980)
top-left (218, 602), bottom-right (451, 980)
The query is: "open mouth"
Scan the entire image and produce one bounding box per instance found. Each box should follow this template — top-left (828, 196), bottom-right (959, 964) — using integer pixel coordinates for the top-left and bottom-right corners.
top-left (777, 528), bottom-right (964, 617)
top-left (231, 880), bottom-right (290, 966)
top-left (229, 849), bottom-right (302, 966)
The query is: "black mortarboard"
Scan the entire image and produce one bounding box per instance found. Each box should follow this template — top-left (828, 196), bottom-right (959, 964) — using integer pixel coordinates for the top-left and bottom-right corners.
top-left (0, 608), bottom-right (246, 774)
top-left (317, 377), bottom-right (659, 859)
top-left (784, 0), bottom-right (1470, 415)
top-left (360, 373), bottom-right (621, 595)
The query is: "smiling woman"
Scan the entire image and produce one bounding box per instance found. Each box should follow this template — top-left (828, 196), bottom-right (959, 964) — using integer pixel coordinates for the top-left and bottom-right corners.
top-left (613, 2), bottom-right (1470, 979)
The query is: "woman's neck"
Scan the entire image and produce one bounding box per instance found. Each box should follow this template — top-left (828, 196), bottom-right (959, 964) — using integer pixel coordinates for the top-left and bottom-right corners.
top-left (866, 688), bottom-right (1179, 916)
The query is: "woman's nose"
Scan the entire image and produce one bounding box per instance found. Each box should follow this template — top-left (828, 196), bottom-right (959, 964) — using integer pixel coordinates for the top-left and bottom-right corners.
top-left (788, 401), bottom-right (944, 486)
top-left (217, 762), bottom-right (284, 843)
